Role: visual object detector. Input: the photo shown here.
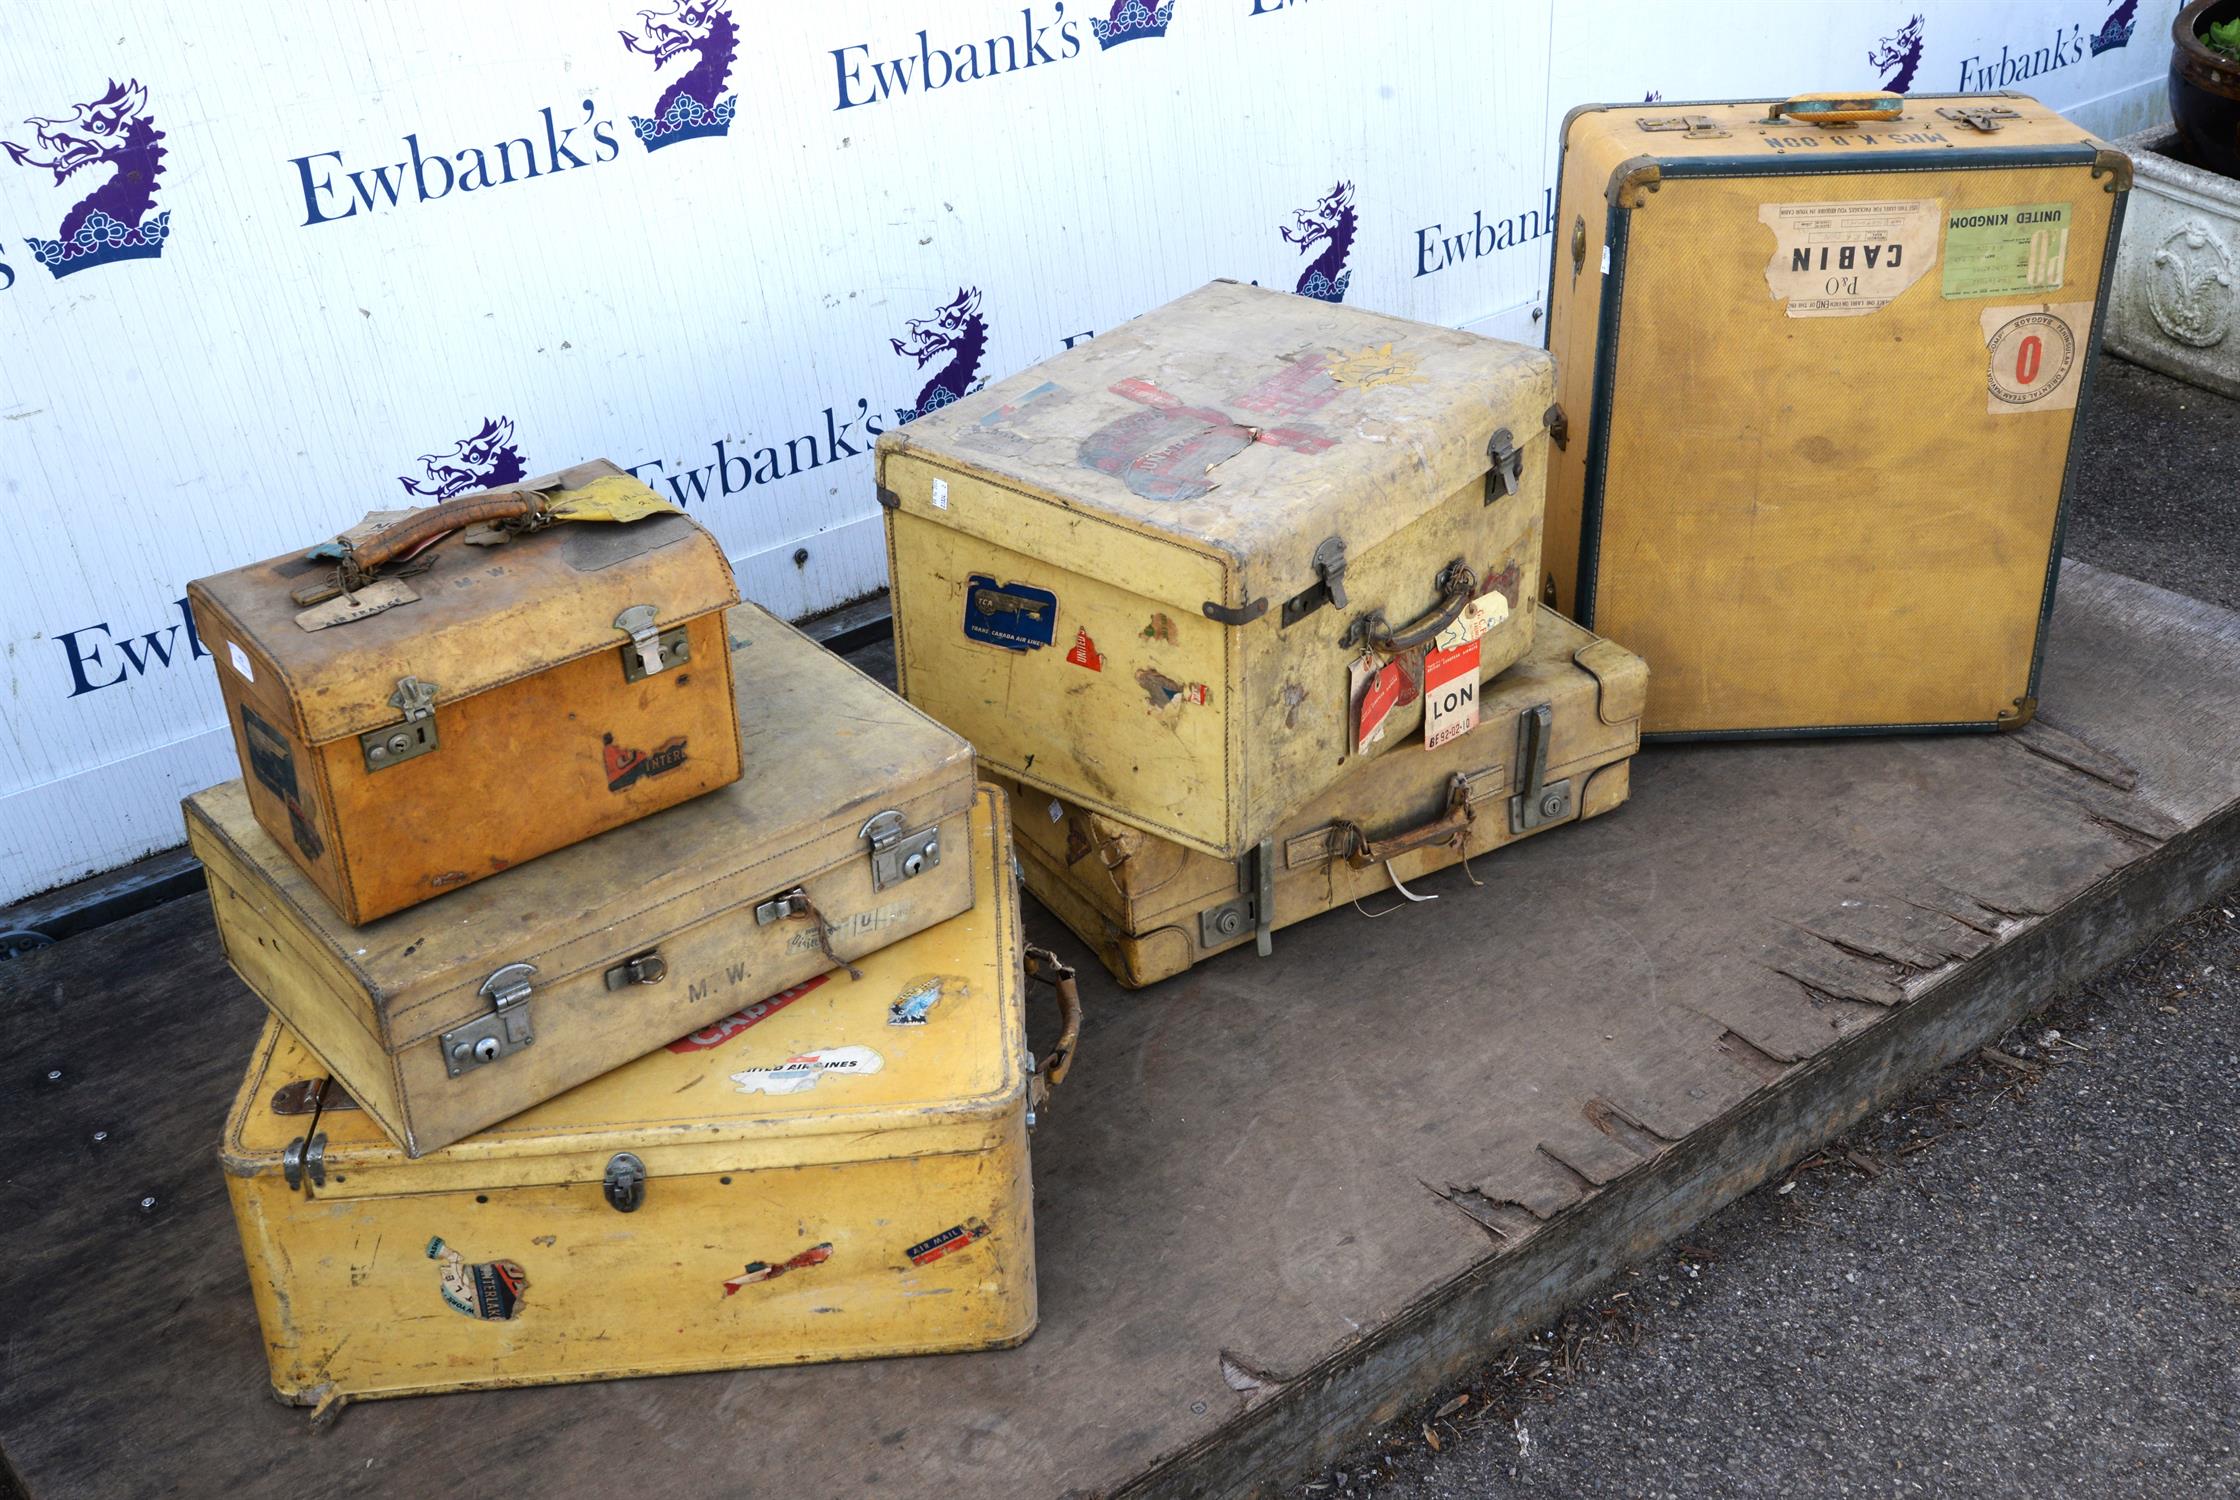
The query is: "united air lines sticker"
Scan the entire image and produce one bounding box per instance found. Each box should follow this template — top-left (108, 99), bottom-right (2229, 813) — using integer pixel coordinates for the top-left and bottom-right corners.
top-left (730, 1045), bottom-right (885, 1095)
top-left (1980, 302), bottom-right (2091, 415)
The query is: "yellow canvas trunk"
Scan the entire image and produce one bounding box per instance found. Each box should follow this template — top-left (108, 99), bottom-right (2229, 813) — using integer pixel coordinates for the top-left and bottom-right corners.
top-left (1544, 92), bottom-right (2130, 737)
top-left (222, 789), bottom-right (1042, 1410)
top-left (186, 602), bottom-right (977, 1157)
top-left (996, 612), bottom-right (1643, 987)
top-left (880, 279), bottom-right (1554, 860)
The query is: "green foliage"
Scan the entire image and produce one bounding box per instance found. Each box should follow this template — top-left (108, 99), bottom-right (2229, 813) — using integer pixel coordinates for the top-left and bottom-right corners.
top-left (2208, 14), bottom-right (2240, 60)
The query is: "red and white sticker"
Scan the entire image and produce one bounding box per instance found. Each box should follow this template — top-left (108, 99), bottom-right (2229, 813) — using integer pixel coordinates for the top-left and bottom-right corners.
top-left (1979, 301), bottom-right (2091, 415)
top-left (1065, 627), bottom-right (1103, 671)
top-left (1422, 597), bottom-right (1504, 750)
top-left (1352, 654), bottom-right (1406, 755)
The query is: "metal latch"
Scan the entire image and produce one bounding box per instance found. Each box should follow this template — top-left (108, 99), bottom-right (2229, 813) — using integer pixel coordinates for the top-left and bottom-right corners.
top-left (1508, 703), bottom-right (1575, 833)
top-left (1197, 838), bottom-right (1276, 956)
top-left (604, 949), bottom-right (668, 990)
top-left (756, 889), bottom-right (811, 925)
top-left (1485, 429), bottom-right (1523, 503)
top-left (1280, 536), bottom-right (1351, 629)
top-left (861, 809), bottom-right (941, 892)
top-left (271, 1079), bottom-right (357, 1116)
top-left (603, 1152), bottom-right (647, 1213)
top-left (441, 962), bottom-right (539, 1077)
top-left (360, 676), bottom-right (440, 772)
top-left (1638, 113), bottom-right (1729, 139)
top-left (1937, 105), bottom-right (2021, 133)
top-left (615, 603), bottom-right (690, 683)
top-left (282, 1133), bottom-right (327, 1191)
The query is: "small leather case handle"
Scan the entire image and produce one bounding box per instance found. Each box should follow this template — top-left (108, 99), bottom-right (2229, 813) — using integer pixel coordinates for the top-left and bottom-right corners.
top-left (1344, 561), bottom-right (1478, 657)
top-left (345, 491), bottom-right (542, 573)
top-left (1763, 91), bottom-right (1904, 126)
top-left (1023, 945), bottom-right (1082, 1109)
top-left (1335, 772), bottom-right (1474, 869)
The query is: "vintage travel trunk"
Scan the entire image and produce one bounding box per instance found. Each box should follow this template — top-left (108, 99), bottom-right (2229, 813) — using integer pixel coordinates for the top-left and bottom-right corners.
top-left (1544, 92), bottom-right (2129, 737)
top-left (880, 278), bottom-right (1554, 861)
top-left (222, 789), bottom-right (1060, 1410)
top-left (185, 602), bottom-right (978, 1157)
top-left (186, 460), bottom-right (742, 925)
top-left (997, 612), bottom-right (1643, 987)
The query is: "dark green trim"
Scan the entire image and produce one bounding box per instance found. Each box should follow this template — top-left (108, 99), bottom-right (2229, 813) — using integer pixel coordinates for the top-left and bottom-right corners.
top-left (1644, 720), bottom-right (2004, 745)
top-left (1657, 144), bottom-right (2101, 179)
top-left (2026, 176), bottom-right (2128, 700)
top-left (1570, 194), bottom-right (1633, 629)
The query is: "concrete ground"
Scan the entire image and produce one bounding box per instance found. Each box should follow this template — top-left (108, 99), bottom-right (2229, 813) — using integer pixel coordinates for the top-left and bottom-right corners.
top-left (1291, 356), bottom-right (2240, 1499)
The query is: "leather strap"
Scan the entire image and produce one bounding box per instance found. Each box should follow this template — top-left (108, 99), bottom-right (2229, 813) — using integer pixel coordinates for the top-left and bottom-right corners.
top-left (1334, 773), bottom-right (1474, 869)
top-left (345, 491), bottom-right (543, 574)
top-left (1023, 945), bottom-right (1082, 1108)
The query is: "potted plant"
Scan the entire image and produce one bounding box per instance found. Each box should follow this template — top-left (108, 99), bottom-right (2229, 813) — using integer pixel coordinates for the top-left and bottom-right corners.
top-left (2172, 0), bottom-right (2240, 179)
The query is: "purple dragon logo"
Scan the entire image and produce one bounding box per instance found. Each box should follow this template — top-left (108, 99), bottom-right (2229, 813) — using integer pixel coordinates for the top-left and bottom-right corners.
top-left (1282, 181), bottom-right (1356, 304)
top-left (2, 79), bottom-right (170, 278)
top-left (892, 288), bottom-right (988, 424)
top-left (2091, 0), bottom-right (2136, 56)
top-left (619, 0), bottom-right (739, 151)
top-left (398, 418), bottom-right (529, 500)
top-left (1870, 14), bottom-right (1925, 94)
top-left (1090, 0), bottom-right (1175, 49)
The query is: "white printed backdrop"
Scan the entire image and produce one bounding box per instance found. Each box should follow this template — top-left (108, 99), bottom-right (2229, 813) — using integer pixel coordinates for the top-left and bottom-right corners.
top-left (0, 0), bottom-right (2176, 903)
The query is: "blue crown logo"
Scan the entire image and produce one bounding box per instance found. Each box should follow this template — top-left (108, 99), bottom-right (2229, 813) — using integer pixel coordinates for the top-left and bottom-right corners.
top-left (1090, 0), bottom-right (1174, 49)
top-left (629, 93), bottom-right (738, 151)
top-left (2089, 1), bottom-right (2136, 56)
top-left (27, 209), bottom-right (170, 278)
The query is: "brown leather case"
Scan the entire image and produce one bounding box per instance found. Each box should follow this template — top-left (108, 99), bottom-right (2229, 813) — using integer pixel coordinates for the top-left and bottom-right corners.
top-left (186, 460), bottom-right (742, 925)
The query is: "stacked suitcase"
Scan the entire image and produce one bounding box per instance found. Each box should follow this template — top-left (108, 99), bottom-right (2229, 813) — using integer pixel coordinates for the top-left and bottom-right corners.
top-left (184, 465), bottom-right (1076, 1410)
top-left (878, 279), bottom-right (1648, 982)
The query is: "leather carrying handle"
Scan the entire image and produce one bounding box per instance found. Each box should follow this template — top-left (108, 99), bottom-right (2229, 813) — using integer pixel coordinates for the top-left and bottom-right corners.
top-left (1344, 561), bottom-right (1477, 657)
top-left (1764, 91), bottom-right (1904, 126)
top-left (345, 491), bottom-right (542, 573)
top-left (1336, 772), bottom-right (1474, 869)
top-left (1023, 945), bottom-right (1082, 1109)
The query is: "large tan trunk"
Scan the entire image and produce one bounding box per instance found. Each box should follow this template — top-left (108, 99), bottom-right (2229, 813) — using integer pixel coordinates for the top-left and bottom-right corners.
top-left (997, 612), bottom-right (1643, 987)
top-left (1545, 93), bottom-right (2127, 737)
top-left (186, 460), bottom-right (742, 924)
top-left (185, 602), bottom-right (978, 1156)
top-left (881, 279), bottom-right (1553, 861)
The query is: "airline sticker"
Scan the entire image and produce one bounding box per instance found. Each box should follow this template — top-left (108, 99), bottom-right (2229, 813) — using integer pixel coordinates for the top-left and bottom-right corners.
top-left (1758, 199), bottom-right (1939, 317)
top-left (906, 1218), bottom-right (990, 1267)
top-left (1065, 627), bottom-right (1104, 671)
top-left (1942, 203), bottom-right (2071, 300)
top-left (730, 1045), bottom-right (885, 1096)
top-left (889, 974), bottom-right (962, 1026)
top-left (1980, 302), bottom-right (2092, 415)
top-left (665, 975), bottom-right (831, 1053)
top-left (962, 574), bottom-right (1057, 651)
top-left (427, 1237), bottom-right (527, 1321)
top-left (724, 1243), bottom-right (832, 1295)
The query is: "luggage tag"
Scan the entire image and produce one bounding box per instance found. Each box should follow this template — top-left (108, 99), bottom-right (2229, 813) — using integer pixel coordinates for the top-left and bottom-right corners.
top-left (546, 476), bottom-right (683, 525)
top-left (1422, 595), bottom-right (1507, 750)
top-left (1352, 653), bottom-right (1407, 755)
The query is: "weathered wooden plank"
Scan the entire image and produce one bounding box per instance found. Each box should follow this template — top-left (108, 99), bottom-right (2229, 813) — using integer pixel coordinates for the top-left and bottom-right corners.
top-left (1, 563), bottom-right (2237, 1500)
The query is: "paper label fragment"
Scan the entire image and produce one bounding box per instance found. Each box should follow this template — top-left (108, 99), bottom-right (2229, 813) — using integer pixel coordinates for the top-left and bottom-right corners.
top-left (1758, 199), bottom-right (1939, 317)
top-left (293, 578), bottom-right (420, 632)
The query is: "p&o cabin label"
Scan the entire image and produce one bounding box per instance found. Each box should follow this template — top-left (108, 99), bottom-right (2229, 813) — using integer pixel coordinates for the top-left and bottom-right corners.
top-left (1757, 199), bottom-right (1939, 318)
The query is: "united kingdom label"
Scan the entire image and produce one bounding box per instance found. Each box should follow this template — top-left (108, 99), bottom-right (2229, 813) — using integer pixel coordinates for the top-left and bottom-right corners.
top-left (1979, 302), bottom-right (2092, 415)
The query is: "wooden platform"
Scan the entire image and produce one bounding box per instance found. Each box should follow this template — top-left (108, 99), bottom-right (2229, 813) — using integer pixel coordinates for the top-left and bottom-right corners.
top-left (5, 564), bottom-right (2238, 1500)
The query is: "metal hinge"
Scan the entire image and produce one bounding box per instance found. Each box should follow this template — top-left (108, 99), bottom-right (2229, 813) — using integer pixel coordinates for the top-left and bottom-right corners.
top-left (1196, 838), bottom-right (1276, 956)
top-left (1545, 403), bottom-right (1569, 452)
top-left (282, 1133), bottom-right (327, 1192)
top-left (1280, 536), bottom-right (1350, 629)
top-left (1201, 596), bottom-right (1270, 627)
top-left (441, 962), bottom-right (538, 1078)
top-left (603, 1152), bottom-right (647, 1213)
top-left (360, 676), bottom-right (440, 772)
top-left (1485, 429), bottom-right (1523, 503)
top-left (1638, 113), bottom-right (1729, 139)
top-left (604, 949), bottom-right (668, 990)
top-left (861, 809), bottom-right (941, 892)
top-left (1508, 703), bottom-right (1575, 833)
top-left (615, 604), bottom-right (690, 683)
top-left (270, 1079), bottom-right (357, 1116)
top-left (1937, 105), bottom-right (2021, 133)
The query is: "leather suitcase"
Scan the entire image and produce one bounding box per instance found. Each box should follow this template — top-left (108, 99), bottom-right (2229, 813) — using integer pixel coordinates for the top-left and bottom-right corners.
top-left (1544, 91), bottom-right (2128, 738)
top-left (185, 602), bottom-right (978, 1156)
top-left (996, 611), bottom-right (1642, 987)
top-left (880, 278), bottom-right (1553, 861)
top-left (221, 788), bottom-right (1079, 1413)
top-left (186, 460), bottom-right (742, 924)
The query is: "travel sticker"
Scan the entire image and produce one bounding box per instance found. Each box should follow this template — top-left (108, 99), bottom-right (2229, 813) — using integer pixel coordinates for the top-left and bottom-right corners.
top-left (1980, 302), bottom-right (2092, 415)
top-left (906, 1218), bottom-right (990, 1267)
top-left (1064, 627), bottom-right (1104, 671)
top-left (1324, 342), bottom-right (1425, 390)
top-left (889, 973), bottom-right (962, 1026)
top-left (605, 732), bottom-right (688, 792)
top-left (666, 975), bottom-right (832, 1052)
top-left (962, 574), bottom-right (1057, 652)
top-left (240, 705), bottom-right (325, 861)
top-left (1758, 199), bottom-right (1938, 317)
top-left (427, 1237), bottom-right (527, 1320)
top-left (730, 1045), bottom-right (885, 1095)
top-left (724, 1242), bottom-right (832, 1295)
top-left (1942, 203), bottom-right (2071, 300)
